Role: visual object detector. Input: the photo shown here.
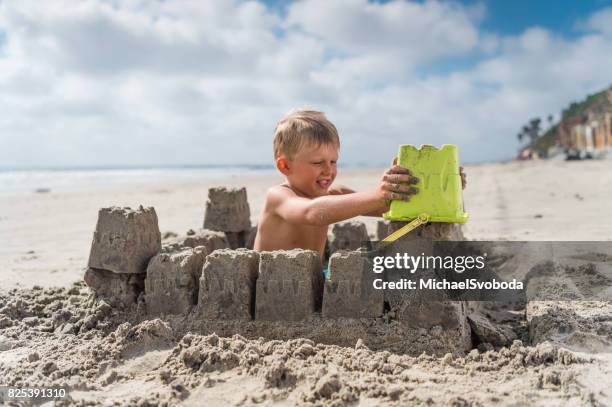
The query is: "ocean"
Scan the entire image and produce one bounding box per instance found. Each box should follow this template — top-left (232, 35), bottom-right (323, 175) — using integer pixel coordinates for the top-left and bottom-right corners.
top-left (0, 165), bottom-right (277, 194)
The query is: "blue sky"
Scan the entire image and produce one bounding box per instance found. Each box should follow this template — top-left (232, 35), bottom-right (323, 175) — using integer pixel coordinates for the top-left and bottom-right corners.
top-left (475, 0), bottom-right (612, 36)
top-left (264, 0), bottom-right (612, 36)
top-left (1, 0), bottom-right (611, 167)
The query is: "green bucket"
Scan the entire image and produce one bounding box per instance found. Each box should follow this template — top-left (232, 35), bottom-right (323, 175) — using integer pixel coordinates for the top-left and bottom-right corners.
top-left (383, 144), bottom-right (468, 223)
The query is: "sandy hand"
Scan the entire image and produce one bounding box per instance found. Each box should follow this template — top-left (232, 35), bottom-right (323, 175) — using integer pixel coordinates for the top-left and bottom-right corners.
top-left (378, 157), bottom-right (419, 204)
top-left (460, 166), bottom-right (467, 190)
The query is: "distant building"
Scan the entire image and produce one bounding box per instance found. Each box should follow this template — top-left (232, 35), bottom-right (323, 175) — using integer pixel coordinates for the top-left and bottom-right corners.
top-left (557, 89), bottom-right (612, 158)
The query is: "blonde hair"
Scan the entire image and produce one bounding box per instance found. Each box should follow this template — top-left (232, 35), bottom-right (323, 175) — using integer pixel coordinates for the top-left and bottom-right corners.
top-left (273, 110), bottom-right (340, 159)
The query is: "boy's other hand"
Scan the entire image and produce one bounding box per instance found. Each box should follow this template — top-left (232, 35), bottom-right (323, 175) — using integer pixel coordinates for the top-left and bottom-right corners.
top-left (460, 166), bottom-right (467, 190)
top-left (379, 157), bottom-right (419, 204)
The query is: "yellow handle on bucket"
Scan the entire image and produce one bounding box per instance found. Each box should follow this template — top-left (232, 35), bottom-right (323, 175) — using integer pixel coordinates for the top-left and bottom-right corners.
top-left (376, 213), bottom-right (430, 250)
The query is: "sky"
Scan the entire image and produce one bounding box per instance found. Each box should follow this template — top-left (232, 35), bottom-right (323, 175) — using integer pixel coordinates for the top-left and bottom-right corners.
top-left (1, 0), bottom-right (612, 168)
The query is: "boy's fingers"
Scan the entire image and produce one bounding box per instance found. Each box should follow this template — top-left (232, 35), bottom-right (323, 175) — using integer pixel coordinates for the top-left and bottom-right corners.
top-left (384, 191), bottom-right (411, 201)
top-left (385, 183), bottom-right (419, 194)
top-left (389, 165), bottom-right (411, 174)
top-left (396, 186), bottom-right (418, 195)
top-left (392, 157), bottom-right (398, 166)
top-left (383, 173), bottom-right (419, 184)
top-left (383, 173), bottom-right (402, 183)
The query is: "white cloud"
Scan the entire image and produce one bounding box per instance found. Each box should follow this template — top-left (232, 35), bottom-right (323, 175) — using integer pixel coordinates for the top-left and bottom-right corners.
top-left (579, 6), bottom-right (612, 35)
top-left (0, 0), bottom-right (611, 168)
top-left (286, 0), bottom-right (482, 65)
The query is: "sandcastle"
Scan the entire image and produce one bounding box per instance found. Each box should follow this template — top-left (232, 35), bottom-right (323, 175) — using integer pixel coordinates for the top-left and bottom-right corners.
top-left (198, 248), bottom-right (259, 320)
top-left (329, 220), bottom-right (371, 253)
top-left (203, 187), bottom-right (251, 249)
top-left (322, 251), bottom-right (383, 318)
top-left (83, 187), bottom-right (483, 356)
top-left (85, 206), bottom-right (161, 307)
top-left (256, 249), bottom-right (324, 321)
top-left (145, 247), bottom-right (208, 315)
top-left (163, 228), bottom-right (229, 253)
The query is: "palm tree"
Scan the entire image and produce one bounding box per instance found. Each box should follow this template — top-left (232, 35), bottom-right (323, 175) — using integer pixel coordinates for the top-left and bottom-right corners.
top-left (517, 118), bottom-right (541, 145)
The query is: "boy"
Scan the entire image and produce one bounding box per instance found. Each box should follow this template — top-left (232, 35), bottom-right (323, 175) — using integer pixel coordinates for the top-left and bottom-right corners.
top-left (254, 110), bottom-right (465, 256)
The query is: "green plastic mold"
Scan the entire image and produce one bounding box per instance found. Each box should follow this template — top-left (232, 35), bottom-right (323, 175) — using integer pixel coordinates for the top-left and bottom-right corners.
top-left (383, 144), bottom-right (468, 223)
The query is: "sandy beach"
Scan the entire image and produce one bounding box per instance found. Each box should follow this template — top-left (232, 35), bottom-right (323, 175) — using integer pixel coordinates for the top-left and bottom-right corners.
top-left (1, 159), bottom-right (611, 290)
top-left (3, 0), bottom-right (612, 403)
top-left (1, 159), bottom-right (612, 405)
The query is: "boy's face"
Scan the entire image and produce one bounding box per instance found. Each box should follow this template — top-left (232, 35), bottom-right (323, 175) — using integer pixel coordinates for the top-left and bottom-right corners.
top-left (282, 142), bottom-right (338, 198)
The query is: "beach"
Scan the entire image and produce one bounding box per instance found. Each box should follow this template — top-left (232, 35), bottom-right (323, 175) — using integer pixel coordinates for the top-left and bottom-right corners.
top-left (1, 159), bottom-right (612, 405)
top-left (1, 159), bottom-right (610, 290)
top-left (3, 0), bottom-right (612, 403)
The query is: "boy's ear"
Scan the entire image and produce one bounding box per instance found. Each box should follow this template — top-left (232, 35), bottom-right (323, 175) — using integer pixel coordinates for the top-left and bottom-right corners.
top-left (276, 157), bottom-right (291, 175)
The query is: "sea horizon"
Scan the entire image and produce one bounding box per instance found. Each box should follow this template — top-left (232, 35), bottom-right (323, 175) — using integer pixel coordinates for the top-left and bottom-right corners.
top-left (0, 158), bottom-right (506, 195)
top-left (0, 163), bottom-right (276, 172)
top-left (0, 164), bottom-right (282, 194)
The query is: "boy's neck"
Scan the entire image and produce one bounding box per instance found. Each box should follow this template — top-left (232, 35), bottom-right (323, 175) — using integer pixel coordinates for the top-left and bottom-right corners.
top-left (282, 181), bottom-right (314, 199)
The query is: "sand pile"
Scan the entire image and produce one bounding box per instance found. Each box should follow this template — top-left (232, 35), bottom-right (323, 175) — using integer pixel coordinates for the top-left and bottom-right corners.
top-left (1, 283), bottom-right (611, 406)
top-left (528, 301), bottom-right (612, 352)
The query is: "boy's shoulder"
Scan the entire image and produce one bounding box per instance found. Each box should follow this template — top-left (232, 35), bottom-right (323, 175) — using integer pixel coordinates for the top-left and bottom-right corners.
top-left (265, 184), bottom-right (300, 206)
top-left (267, 184), bottom-right (296, 195)
top-left (265, 183), bottom-right (353, 203)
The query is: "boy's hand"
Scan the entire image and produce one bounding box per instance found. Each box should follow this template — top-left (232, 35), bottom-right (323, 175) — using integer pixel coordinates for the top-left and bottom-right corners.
top-left (460, 166), bottom-right (467, 190)
top-left (378, 158), bottom-right (419, 204)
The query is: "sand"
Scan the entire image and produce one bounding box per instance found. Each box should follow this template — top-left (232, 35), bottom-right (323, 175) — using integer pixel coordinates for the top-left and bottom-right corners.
top-left (1, 159), bottom-right (612, 405)
top-left (0, 283), bottom-right (609, 406)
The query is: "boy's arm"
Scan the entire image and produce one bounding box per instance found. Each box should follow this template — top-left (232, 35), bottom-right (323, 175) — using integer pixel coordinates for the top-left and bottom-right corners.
top-left (329, 165), bottom-right (467, 217)
top-left (272, 163), bottom-right (418, 226)
top-left (328, 184), bottom-right (387, 217)
top-left (271, 187), bottom-right (385, 226)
